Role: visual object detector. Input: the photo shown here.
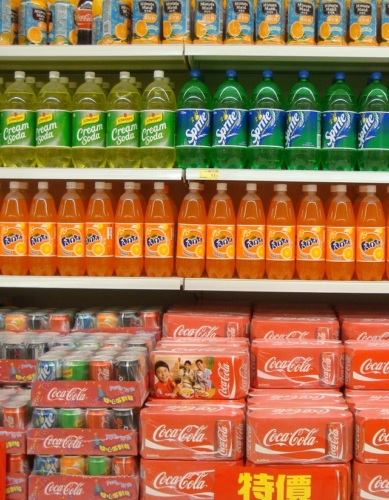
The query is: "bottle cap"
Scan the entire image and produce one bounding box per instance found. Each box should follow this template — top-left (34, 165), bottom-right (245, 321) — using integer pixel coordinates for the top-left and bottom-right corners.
top-left (20, 182), bottom-right (28, 190)
top-left (298, 70), bottom-right (309, 80)
top-left (26, 76), bottom-right (36, 84)
top-left (217, 183), bottom-right (227, 190)
top-left (10, 181), bottom-right (21, 189)
top-left (103, 82), bottom-right (110, 90)
top-left (49, 71), bottom-right (60, 80)
top-left (190, 69), bottom-right (201, 79)
top-left (334, 184), bottom-right (347, 192)
top-left (274, 184), bottom-right (287, 192)
top-left (66, 182), bottom-right (77, 189)
top-left (59, 76), bottom-right (69, 85)
top-left (302, 184), bottom-right (317, 192)
top-left (129, 77), bottom-right (136, 84)
top-left (95, 77), bottom-right (103, 85)
top-left (69, 82), bottom-right (78, 89)
top-left (246, 183), bottom-right (257, 191)
top-left (76, 182), bottom-right (84, 190)
top-left (189, 182), bottom-right (201, 190)
top-left (134, 182), bottom-right (141, 190)
top-left (365, 185), bottom-right (376, 193)
top-left (38, 182), bottom-right (48, 190)
top-left (15, 71), bottom-right (25, 80)
top-left (95, 182), bottom-right (106, 190)
top-left (104, 182), bottom-right (112, 190)
top-left (120, 71), bottom-right (130, 80)
top-left (334, 72), bottom-right (345, 81)
top-left (330, 185), bottom-right (338, 192)
top-left (371, 72), bottom-right (382, 81)
top-left (125, 182), bottom-right (136, 190)
top-left (85, 71), bottom-right (95, 80)
top-left (154, 70), bottom-right (164, 79)
top-left (154, 182), bottom-right (164, 190)
top-left (226, 69), bottom-right (237, 79)
top-left (262, 70), bottom-right (273, 79)
top-left (358, 185), bottom-right (368, 193)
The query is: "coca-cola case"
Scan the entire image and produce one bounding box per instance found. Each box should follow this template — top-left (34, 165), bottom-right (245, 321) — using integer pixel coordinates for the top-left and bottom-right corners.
top-left (6, 473), bottom-right (28, 500)
top-left (355, 408), bottom-right (389, 463)
top-left (342, 318), bottom-right (389, 341)
top-left (345, 341), bottom-right (389, 390)
top-left (353, 461), bottom-right (389, 499)
top-left (248, 388), bottom-right (344, 404)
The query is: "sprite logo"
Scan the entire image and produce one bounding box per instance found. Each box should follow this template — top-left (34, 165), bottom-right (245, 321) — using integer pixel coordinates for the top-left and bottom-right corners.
top-left (186, 111), bottom-right (209, 145)
top-left (251, 110), bottom-right (277, 145)
top-left (358, 112), bottom-right (380, 149)
top-left (325, 112), bottom-right (351, 147)
top-left (216, 110), bottom-right (242, 145)
top-left (286, 111), bottom-right (305, 147)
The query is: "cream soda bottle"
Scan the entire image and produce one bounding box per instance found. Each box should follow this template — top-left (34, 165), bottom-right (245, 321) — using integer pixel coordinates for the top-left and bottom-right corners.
top-left (206, 182), bottom-right (236, 279)
top-left (28, 182), bottom-right (57, 276)
top-left (57, 181), bottom-right (86, 276)
top-left (0, 181), bottom-right (29, 275)
top-left (144, 182), bottom-right (176, 277)
top-left (176, 182), bottom-right (207, 278)
top-left (266, 184), bottom-right (296, 280)
top-left (115, 182), bottom-right (144, 277)
top-left (36, 71), bottom-right (72, 168)
top-left (296, 184), bottom-right (326, 280)
top-left (85, 182), bottom-right (114, 276)
top-left (326, 185), bottom-right (355, 280)
top-left (236, 183), bottom-right (265, 279)
top-left (356, 185), bottom-right (385, 281)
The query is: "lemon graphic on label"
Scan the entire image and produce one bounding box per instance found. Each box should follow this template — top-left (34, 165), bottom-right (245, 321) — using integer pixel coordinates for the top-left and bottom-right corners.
top-left (131, 243), bottom-right (142, 256)
top-left (281, 246), bottom-right (292, 259)
top-left (226, 245), bottom-right (234, 258)
top-left (92, 242), bottom-right (105, 256)
top-left (15, 242), bottom-right (26, 255)
top-left (158, 243), bottom-right (169, 256)
top-left (374, 247), bottom-right (384, 261)
top-left (195, 245), bottom-right (205, 258)
top-left (41, 243), bottom-right (52, 255)
top-left (74, 243), bottom-right (84, 256)
top-left (343, 248), bottom-right (353, 261)
top-left (310, 246), bottom-right (322, 260)
top-left (257, 246), bottom-right (265, 258)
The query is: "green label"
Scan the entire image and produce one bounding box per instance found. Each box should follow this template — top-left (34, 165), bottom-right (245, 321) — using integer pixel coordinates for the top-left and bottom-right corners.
top-left (140, 110), bottom-right (175, 148)
top-left (72, 110), bottom-right (106, 148)
top-left (249, 109), bottom-right (284, 148)
top-left (322, 111), bottom-right (357, 150)
top-left (285, 110), bottom-right (321, 149)
top-left (106, 110), bottom-right (139, 148)
top-left (36, 109), bottom-right (71, 147)
top-left (1, 110), bottom-right (36, 147)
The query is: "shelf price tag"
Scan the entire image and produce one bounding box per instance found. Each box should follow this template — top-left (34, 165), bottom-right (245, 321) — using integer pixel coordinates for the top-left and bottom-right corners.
top-left (199, 169), bottom-right (219, 180)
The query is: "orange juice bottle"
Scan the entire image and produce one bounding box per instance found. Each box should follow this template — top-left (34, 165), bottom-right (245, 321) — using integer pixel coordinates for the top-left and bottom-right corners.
top-left (57, 181), bottom-right (85, 276)
top-left (296, 184), bottom-right (326, 280)
top-left (115, 181), bottom-right (144, 277)
top-left (176, 181), bottom-right (206, 278)
top-left (85, 181), bottom-right (114, 277)
top-left (326, 184), bottom-right (355, 280)
top-left (28, 182), bottom-right (57, 276)
top-left (356, 185), bottom-right (385, 281)
top-left (206, 182), bottom-right (236, 279)
top-left (144, 182), bottom-right (176, 277)
top-left (236, 183), bottom-right (265, 279)
top-left (266, 183), bottom-right (296, 280)
top-left (0, 181), bottom-right (29, 275)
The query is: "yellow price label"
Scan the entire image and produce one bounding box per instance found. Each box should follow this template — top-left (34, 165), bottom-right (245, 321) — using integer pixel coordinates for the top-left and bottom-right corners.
top-left (199, 169), bottom-right (219, 180)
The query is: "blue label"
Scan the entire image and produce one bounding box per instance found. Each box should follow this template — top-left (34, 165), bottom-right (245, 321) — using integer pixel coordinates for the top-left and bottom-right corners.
top-left (176, 108), bottom-right (211, 147)
top-left (249, 108), bottom-right (284, 147)
top-left (322, 111), bottom-right (357, 149)
top-left (358, 112), bottom-right (389, 150)
top-left (212, 108), bottom-right (248, 147)
top-left (285, 110), bottom-right (321, 149)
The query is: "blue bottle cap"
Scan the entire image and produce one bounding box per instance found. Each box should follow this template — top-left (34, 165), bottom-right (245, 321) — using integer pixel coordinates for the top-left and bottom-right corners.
top-left (262, 70), bottom-right (273, 79)
top-left (190, 69), bottom-right (201, 79)
top-left (371, 72), bottom-right (382, 81)
top-left (335, 72), bottom-right (346, 81)
top-left (226, 69), bottom-right (237, 79)
top-left (299, 70), bottom-right (309, 80)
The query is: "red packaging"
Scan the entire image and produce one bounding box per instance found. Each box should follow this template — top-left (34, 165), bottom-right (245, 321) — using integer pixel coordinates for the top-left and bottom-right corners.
top-left (248, 388), bottom-right (344, 403)
top-left (345, 341), bottom-right (389, 390)
top-left (6, 473), bottom-right (28, 500)
top-left (0, 428), bottom-right (26, 454)
top-left (342, 318), bottom-right (389, 341)
top-left (145, 398), bottom-right (246, 409)
top-left (0, 360), bottom-right (37, 384)
top-left (353, 461), bottom-right (389, 499)
top-left (355, 408), bottom-right (389, 463)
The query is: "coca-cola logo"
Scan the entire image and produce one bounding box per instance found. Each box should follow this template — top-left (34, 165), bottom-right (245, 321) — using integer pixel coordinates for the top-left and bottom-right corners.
top-left (263, 428), bottom-right (319, 447)
top-left (97, 367), bottom-right (110, 381)
top-left (373, 428), bottom-right (389, 447)
top-left (47, 387), bottom-right (87, 401)
top-left (264, 356), bottom-right (314, 373)
top-left (43, 435), bottom-right (83, 449)
top-left (217, 423), bottom-right (230, 457)
top-left (270, 394), bottom-right (325, 401)
top-left (327, 426), bottom-right (340, 458)
top-left (369, 475), bottom-right (389, 493)
top-left (44, 482), bottom-right (84, 495)
top-left (236, 422), bottom-right (244, 454)
top-left (153, 424), bottom-right (207, 443)
top-left (173, 325), bottom-right (219, 338)
top-left (357, 332), bottom-right (389, 340)
top-left (218, 362), bottom-right (231, 398)
top-left (270, 408), bottom-right (329, 415)
top-left (263, 331), bottom-right (309, 340)
top-left (154, 471), bottom-right (210, 491)
top-left (360, 358), bottom-right (389, 375)
top-left (321, 355), bottom-right (334, 385)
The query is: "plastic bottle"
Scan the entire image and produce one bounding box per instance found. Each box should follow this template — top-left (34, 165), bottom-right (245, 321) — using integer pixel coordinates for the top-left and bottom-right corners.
top-left (76, 182), bottom-right (88, 211)
top-left (76, 0), bottom-right (93, 44)
top-left (176, 70), bottom-right (212, 169)
top-left (326, 185), bottom-right (355, 280)
top-left (1, 71), bottom-right (37, 168)
top-left (176, 182), bottom-right (207, 278)
top-left (285, 70), bottom-right (321, 170)
top-left (106, 71), bottom-right (141, 168)
top-left (248, 70), bottom-right (285, 169)
top-left (104, 182), bottom-right (117, 212)
top-left (144, 182), bottom-right (176, 277)
top-left (353, 185), bottom-right (368, 216)
top-left (355, 185), bottom-right (385, 281)
top-left (383, 186), bottom-right (389, 218)
top-left (28, 182), bottom-right (57, 276)
top-left (57, 181), bottom-right (86, 276)
top-left (140, 71), bottom-right (176, 168)
top-left (72, 71), bottom-right (107, 168)
top-left (0, 182), bottom-right (29, 275)
top-left (85, 182), bottom-right (114, 276)
top-left (236, 183), bottom-right (265, 279)
top-left (115, 182), bottom-right (144, 277)
top-left (206, 182), bottom-right (236, 278)
top-left (266, 184), bottom-right (296, 280)
top-left (296, 184), bottom-right (326, 280)
top-left (68, 82), bottom-right (78, 96)
top-left (212, 70), bottom-right (248, 169)
top-left (36, 71), bottom-right (72, 168)
top-left (20, 182), bottom-right (31, 210)
top-left (134, 182), bottom-right (147, 213)
top-left (357, 72), bottom-right (389, 171)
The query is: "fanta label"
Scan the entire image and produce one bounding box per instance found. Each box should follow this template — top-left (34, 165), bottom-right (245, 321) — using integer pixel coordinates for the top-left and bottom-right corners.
top-left (0, 0), bottom-right (17, 44)
top-left (249, 108), bottom-right (284, 148)
top-left (348, 0), bottom-right (377, 45)
top-left (48, 1), bottom-right (76, 45)
top-left (18, 0), bottom-right (47, 44)
top-left (1, 110), bottom-right (36, 147)
top-left (162, 0), bottom-right (191, 43)
top-left (381, 0), bottom-right (389, 44)
top-left (357, 227), bottom-right (385, 262)
top-left (177, 223), bottom-right (206, 260)
top-left (287, 0), bottom-right (316, 44)
top-left (225, 0), bottom-right (254, 44)
top-left (115, 223), bottom-right (144, 258)
top-left (145, 223), bottom-right (174, 258)
top-left (140, 110), bottom-right (175, 149)
top-left (36, 110), bottom-right (71, 148)
top-left (85, 223), bottom-right (113, 257)
top-left (285, 110), bottom-right (321, 149)
top-left (176, 109), bottom-right (211, 148)
top-left (358, 112), bottom-right (389, 150)
top-left (317, 0), bottom-right (346, 44)
top-left (29, 223), bottom-right (56, 257)
top-left (212, 109), bottom-right (248, 148)
top-left (266, 225), bottom-right (295, 261)
top-left (297, 225), bottom-right (325, 261)
top-left (193, 0), bottom-right (223, 43)
top-left (106, 110), bottom-right (139, 148)
top-left (256, 0), bottom-right (285, 44)
top-left (326, 226), bottom-right (355, 262)
top-left (1, 223), bottom-right (28, 256)
top-left (57, 223), bottom-right (85, 258)
top-left (102, 0), bottom-right (131, 44)
top-left (132, 0), bottom-right (161, 43)
top-left (72, 110), bottom-right (106, 148)
top-left (206, 224), bottom-right (235, 260)
top-left (322, 111), bottom-right (357, 150)
top-left (236, 225), bottom-right (265, 260)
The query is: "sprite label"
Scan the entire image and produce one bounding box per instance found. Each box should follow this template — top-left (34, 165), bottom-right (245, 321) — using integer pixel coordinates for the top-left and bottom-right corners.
top-left (140, 110), bottom-right (175, 148)
top-left (36, 110), bottom-right (71, 147)
top-left (285, 110), bottom-right (321, 149)
top-left (106, 110), bottom-right (139, 148)
top-left (322, 111), bottom-right (356, 150)
top-left (212, 108), bottom-right (248, 147)
top-left (176, 108), bottom-right (211, 148)
top-left (1, 110), bottom-right (36, 147)
top-left (72, 110), bottom-right (106, 148)
top-left (249, 108), bottom-right (284, 148)
top-left (358, 111), bottom-right (389, 150)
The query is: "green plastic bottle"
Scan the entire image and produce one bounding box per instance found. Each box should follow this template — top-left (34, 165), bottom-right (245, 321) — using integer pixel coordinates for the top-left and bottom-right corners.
top-left (106, 71), bottom-right (141, 168)
top-left (285, 70), bottom-right (321, 170)
top-left (36, 71), bottom-right (72, 168)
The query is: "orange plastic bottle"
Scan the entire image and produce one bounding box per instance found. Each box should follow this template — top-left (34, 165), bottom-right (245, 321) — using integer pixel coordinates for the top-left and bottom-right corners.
top-left (134, 182), bottom-right (147, 214)
top-left (324, 185), bottom-right (338, 216)
top-left (296, 184), bottom-right (326, 280)
top-left (383, 186), bottom-right (389, 219)
top-left (353, 185), bottom-right (368, 217)
top-left (57, 181), bottom-right (86, 276)
top-left (105, 182), bottom-right (117, 212)
top-left (176, 182), bottom-right (206, 278)
top-left (28, 182), bottom-right (57, 276)
top-left (206, 182), bottom-right (236, 279)
top-left (144, 182), bottom-right (176, 278)
top-left (356, 185), bottom-right (385, 281)
top-left (85, 181), bottom-right (114, 277)
top-left (76, 182), bottom-right (88, 211)
top-left (326, 184), bottom-right (355, 280)
top-left (0, 181), bottom-right (29, 276)
top-left (20, 182), bottom-right (31, 210)
top-left (236, 183), bottom-right (265, 279)
top-left (115, 182), bottom-right (144, 277)
top-left (266, 183), bottom-right (296, 280)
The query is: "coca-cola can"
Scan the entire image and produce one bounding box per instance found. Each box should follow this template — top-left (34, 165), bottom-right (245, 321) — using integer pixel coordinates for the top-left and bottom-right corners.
top-left (26, 339), bottom-right (49, 360)
top-left (320, 352), bottom-right (337, 387)
top-left (112, 408), bottom-right (138, 431)
top-left (112, 456), bottom-right (137, 476)
top-left (86, 408), bottom-right (112, 429)
top-left (89, 357), bottom-right (113, 381)
top-left (114, 356), bottom-right (141, 382)
top-left (2, 401), bottom-right (28, 428)
top-left (119, 309), bottom-right (142, 328)
top-left (215, 420), bottom-right (233, 459)
top-left (7, 454), bottom-right (30, 474)
top-left (326, 422), bottom-right (344, 461)
top-left (49, 312), bottom-right (71, 333)
top-left (4, 341), bottom-right (26, 360)
top-left (139, 308), bottom-right (161, 328)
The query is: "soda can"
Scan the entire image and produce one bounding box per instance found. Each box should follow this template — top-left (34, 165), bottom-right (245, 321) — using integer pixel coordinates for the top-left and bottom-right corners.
top-left (34, 455), bottom-right (60, 475)
top-left (7, 454), bottom-right (30, 474)
top-left (59, 408), bottom-right (86, 428)
top-left (60, 456), bottom-right (86, 475)
top-left (215, 420), bottom-right (233, 459)
top-left (4, 340), bottom-right (26, 359)
top-left (97, 311), bottom-right (119, 330)
top-left (78, 338), bottom-right (102, 349)
top-left (101, 339), bottom-right (123, 349)
top-left (74, 311), bottom-right (97, 330)
top-left (114, 355), bottom-right (141, 382)
top-left (27, 311), bottom-right (49, 330)
top-left (140, 308), bottom-right (161, 328)
top-left (119, 309), bottom-right (141, 328)
top-left (86, 456), bottom-right (111, 476)
top-left (5, 312), bottom-right (28, 332)
top-left (49, 312), bottom-right (71, 333)
top-left (37, 355), bottom-right (63, 381)
top-left (89, 356), bottom-right (113, 381)
top-left (320, 352), bottom-right (337, 386)
top-left (2, 402), bottom-right (28, 428)
top-left (85, 408), bottom-right (112, 429)
top-left (326, 422), bottom-right (344, 461)
top-left (62, 358), bottom-right (89, 380)
top-left (31, 408), bottom-right (58, 429)
top-left (112, 456), bottom-right (137, 476)
top-left (26, 339), bottom-right (49, 359)
top-left (112, 408), bottom-right (138, 431)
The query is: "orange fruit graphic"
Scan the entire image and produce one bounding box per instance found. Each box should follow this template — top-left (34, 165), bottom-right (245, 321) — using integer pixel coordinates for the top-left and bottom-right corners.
top-left (195, 245), bottom-right (205, 258)
top-left (228, 20), bottom-right (241, 37)
top-left (258, 21), bottom-right (270, 39)
top-left (74, 243), bottom-right (84, 256)
top-left (131, 243), bottom-right (142, 256)
top-left (226, 245), bottom-right (235, 258)
top-left (135, 20), bottom-right (148, 37)
top-left (374, 247), bottom-right (384, 260)
top-left (92, 242), bottom-right (105, 256)
top-left (290, 21), bottom-right (304, 40)
top-left (281, 246), bottom-right (292, 259)
top-left (53, 35), bottom-right (66, 45)
top-left (343, 247), bottom-right (353, 260)
top-left (163, 20), bottom-right (172, 38)
top-left (350, 23), bottom-right (362, 40)
top-left (382, 23), bottom-right (389, 40)
top-left (310, 246), bottom-right (322, 259)
top-left (41, 242), bottom-right (53, 255)
top-left (158, 243), bottom-right (169, 256)
top-left (195, 21), bottom-right (207, 38)
top-left (114, 22), bottom-right (127, 40)
top-left (68, 29), bottom-right (77, 45)
top-left (0, 31), bottom-right (13, 44)
top-left (320, 22), bottom-right (331, 39)
top-left (27, 26), bottom-right (42, 44)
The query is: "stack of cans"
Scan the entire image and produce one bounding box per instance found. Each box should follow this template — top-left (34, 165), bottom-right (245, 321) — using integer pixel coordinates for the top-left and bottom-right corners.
top-left (0, 332), bottom-right (60, 360)
top-left (0, 308), bottom-right (77, 334)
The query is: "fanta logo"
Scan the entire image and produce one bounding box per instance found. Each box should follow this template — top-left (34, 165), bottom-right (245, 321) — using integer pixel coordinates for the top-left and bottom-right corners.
top-left (183, 235), bottom-right (202, 249)
top-left (214, 236), bottom-right (232, 249)
top-left (44, 482), bottom-right (84, 496)
top-left (358, 113), bottom-right (380, 148)
top-left (264, 356), bottom-right (313, 373)
top-left (119, 234), bottom-right (138, 247)
top-left (154, 471), bottom-right (211, 491)
top-left (330, 238), bottom-right (350, 251)
top-left (47, 387), bottom-right (87, 401)
top-left (263, 428), bottom-right (319, 448)
top-left (215, 110), bottom-right (241, 145)
top-left (86, 233), bottom-right (100, 245)
top-left (218, 362), bottom-right (231, 398)
top-left (325, 112), bottom-right (350, 148)
top-left (186, 111), bottom-right (210, 145)
top-left (147, 234), bottom-right (165, 247)
top-left (81, 113), bottom-right (100, 127)
top-left (251, 110), bottom-right (276, 145)
top-left (153, 424), bottom-right (207, 443)
top-left (173, 325), bottom-right (219, 338)
top-left (7, 112), bottom-right (25, 126)
top-left (270, 237), bottom-right (288, 249)
top-left (244, 236), bottom-right (263, 250)
top-left (361, 358), bottom-right (389, 375)
top-left (361, 238), bottom-right (380, 251)
top-left (286, 111), bottom-right (304, 147)
top-left (43, 435), bottom-right (83, 449)
top-left (369, 476), bottom-right (389, 493)
top-left (373, 428), bottom-right (389, 447)
top-left (299, 237), bottom-right (318, 250)
top-left (62, 233), bottom-right (81, 247)
top-left (30, 232), bottom-right (48, 246)
top-left (3, 233), bottom-right (22, 246)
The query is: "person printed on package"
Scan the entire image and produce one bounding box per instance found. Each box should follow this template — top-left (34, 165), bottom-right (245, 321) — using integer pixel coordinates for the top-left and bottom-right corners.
top-left (195, 359), bottom-right (212, 390)
top-left (182, 360), bottom-right (195, 388)
top-left (154, 360), bottom-right (182, 398)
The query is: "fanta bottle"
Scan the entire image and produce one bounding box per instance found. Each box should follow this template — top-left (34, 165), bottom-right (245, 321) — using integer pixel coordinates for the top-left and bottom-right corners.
top-left (236, 183), bottom-right (265, 279)
top-left (135, 182), bottom-right (147, 213)
top-left (144, 182), bottom-right (176, 277)
top-left (68, 81), bottom-right (78, 96)
top-left (0, 181), bottom-right (29, 275)
top-left (383, 186), bottom-right (389, 218)
top-left (296, 184), bottom-right (326, 280)
top-left (353, 185), bottom-right (368, 215)
top-left (176, 182), bottom-right (207, 278)
top-left (115, 182), bottom-right (144, 277)
top-left (28, 182), bottom-right (57, 276)
top-left (266, 184), bottom-right (296, 280)
top-left (57, 181), bottom-right (85, 276)
top-left (326, 184), bottom-right (355, 280)
top-left (85, 182), bottom-right (114, 276)
top-left (206, 182), bottom-right (236, 279)
top-left (356, 185), bottom-right (385, 281)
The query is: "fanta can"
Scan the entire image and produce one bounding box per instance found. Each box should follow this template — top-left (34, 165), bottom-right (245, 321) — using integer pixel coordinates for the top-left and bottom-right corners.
top-left (193, 0), bottom-right (223, 43)
top-left (101, 0), bottom-right (131, 44)
top-left (48, 0), bottom-right (77, 44)
top-left (256, 0), bottom-right (285, 44)
top-left (162, 0), bottom-right (191, 43)
top-left (348, 0), bottom-right (377, 45)
top-left (225, 0), bottom-right (254, 43)
top-left (132, 0), bottom-right (161, 43)
top-left (287, 0), bottom-right (315, 44)
top-left (18, 0), bottom-right (47, 44)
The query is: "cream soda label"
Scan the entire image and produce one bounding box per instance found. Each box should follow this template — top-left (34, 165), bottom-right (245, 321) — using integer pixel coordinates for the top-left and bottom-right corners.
top-left (36, 110), bottom-right (71, 147)
top-left (72, 110), bottom-right (106, 147)
top-left (140, 110), bottom-right (175, 148)
top-left (106, 110), bottom-right (139, 148)
top-left (1, 110), bottom-right (36, 146)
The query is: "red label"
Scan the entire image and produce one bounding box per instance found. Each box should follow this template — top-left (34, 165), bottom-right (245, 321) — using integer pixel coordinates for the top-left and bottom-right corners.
top-left (29, 223), bottom-right (56, 257)
top-left (357, 227), bottom-right (385, 262)
top-left (145, 223), bottom-right (174, 258)
top-left (176, 223), bottom-right (206, 260)
top-left (115, 223), bottom-right (143, 258)
top-left (57, 223), bottom-right (85, 258)
top-left (326, 226), bottom-right (355, 262)
top-left (85, 223), bottom-right (113, 257)
top-left (206, 224), bottom-right (235, 260)
top-left (77, 8), bottom-right (92, 29)
top-left (297, 225), bottom-right (325, 261)
top-left (266, 225), bottom-right (295, 261)
top-left (236, 225), bottom-right (265, 260)
top-left (1, 223), bottom-right (28, 256)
